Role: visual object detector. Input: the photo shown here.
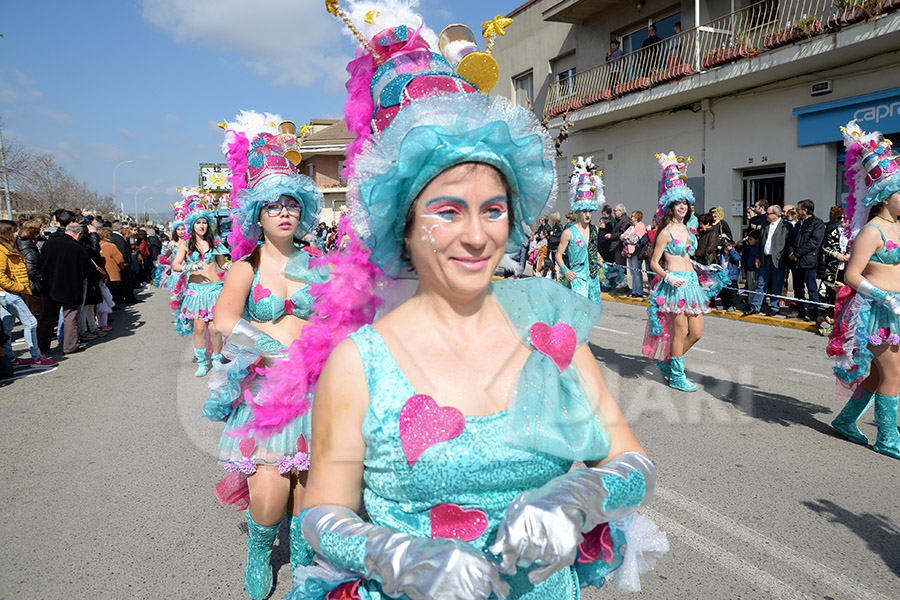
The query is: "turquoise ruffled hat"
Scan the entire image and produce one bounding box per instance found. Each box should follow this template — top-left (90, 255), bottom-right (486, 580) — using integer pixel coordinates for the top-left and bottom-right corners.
top-left (332, 8), bottom-right (557, 279)
top-left (656, 151), bottom-right (695, 213)
top-left (351, 94), bottom-right (556, 278)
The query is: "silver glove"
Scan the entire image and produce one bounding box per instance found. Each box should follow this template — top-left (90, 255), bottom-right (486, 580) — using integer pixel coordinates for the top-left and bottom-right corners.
top-left (303, 505), bottom-right (509, 600)
top-left (664, 272), bottom-right (684, 287)
top-left (857, 278), bottom-right (900, 317)
top-left (227, 318), bottom-right (287, 359)
top-left (489, 452), bottom-right (655, 584)
top-left (181, 261), bottom-right (203, 273)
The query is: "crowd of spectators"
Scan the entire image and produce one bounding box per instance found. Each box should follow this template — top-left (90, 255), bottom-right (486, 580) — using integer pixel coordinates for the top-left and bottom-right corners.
top-left (0, 208), bottom-right (164, 381)
top-left (501, 196), bottom-right (836, 328)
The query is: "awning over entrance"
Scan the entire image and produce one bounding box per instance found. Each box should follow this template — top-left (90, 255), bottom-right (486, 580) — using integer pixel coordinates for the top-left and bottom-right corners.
top-left (793, 87), bottom-right (900, 147)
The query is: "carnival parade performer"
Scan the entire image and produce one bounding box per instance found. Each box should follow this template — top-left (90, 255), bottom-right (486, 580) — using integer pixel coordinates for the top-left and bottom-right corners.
top-left (555, 156), bottom-right (604, 305)
top-left (197, 111), bottom-right (329, 599)
top-left (827, 120), bottom-right (900, 460)
top-left (290, 3), bottom-right (668, 599)
top-left (172, 191), bottom-right (229, 376)
top-left (642, 153), bottom-right (727, 392)
top-left (156, 210), bottom-right (186, 290)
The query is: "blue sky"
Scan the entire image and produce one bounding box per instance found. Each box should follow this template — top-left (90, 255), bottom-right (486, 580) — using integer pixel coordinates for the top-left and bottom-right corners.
top-left (0, 0), bottom-right (523, 219)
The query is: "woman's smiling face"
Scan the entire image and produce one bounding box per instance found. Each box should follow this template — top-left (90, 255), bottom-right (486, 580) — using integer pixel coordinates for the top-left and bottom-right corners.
top-left (407, 163), bottom-right (510, 298)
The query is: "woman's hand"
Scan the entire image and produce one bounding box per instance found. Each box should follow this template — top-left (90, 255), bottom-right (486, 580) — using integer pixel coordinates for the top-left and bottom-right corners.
top-left (565, 269), bottom-right (577, 282)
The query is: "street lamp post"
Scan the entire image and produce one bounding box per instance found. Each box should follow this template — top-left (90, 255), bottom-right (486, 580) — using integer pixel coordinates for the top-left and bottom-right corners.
top-left (142, 196), bottom-right (153, 221)
top-left (0, 125), bottom-right (13, 220)
top-left (113, 160), bottom-right (134, 217)
top-left (133, 186), bottom-right (146, 221)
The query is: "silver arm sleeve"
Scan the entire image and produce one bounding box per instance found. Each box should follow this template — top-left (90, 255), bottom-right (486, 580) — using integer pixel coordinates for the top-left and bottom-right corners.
top-left (302, 504), bottom-right (509, 600)
top-left (489, 452), bottom-right (656, 583)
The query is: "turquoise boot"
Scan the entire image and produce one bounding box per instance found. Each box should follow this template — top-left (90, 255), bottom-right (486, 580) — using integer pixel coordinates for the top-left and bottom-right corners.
top-left (656, 360), bottom-right (671, 380)
top-left (873, 393), bottom-right (900, 460)
top-left (245, 512), bottom-right (282, 600)
top-left (668, 356), bottom-right (698, 392)
top-left (193, 348), bottom-right (209, 377)
top-left (211, 353), bottom-right (224, 368)
top-left (288, 513), bottom-right (315, 591)
top-left (831, 389), bottom-right (874, 445)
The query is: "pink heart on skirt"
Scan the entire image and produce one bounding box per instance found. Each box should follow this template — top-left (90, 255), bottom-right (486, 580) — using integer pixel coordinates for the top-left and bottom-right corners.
top-left (529, 321), bottom-right (577, 372)
top-left (239, 437), bottom-right (256, 458)
top-left (399, 395), bottom-right (466, 467)
top-left (297, 434), bottom-right (308, 454)
top-left (430, 503), bottom-right (488, 541)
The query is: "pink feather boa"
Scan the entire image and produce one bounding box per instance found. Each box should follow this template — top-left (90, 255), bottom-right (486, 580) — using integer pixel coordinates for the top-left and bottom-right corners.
top-left (342, 49), bottom-right (377, 180)
top-left (230, 218), bottom-right (384, 440)
top-left (842, 142), bottom-right (866, 245)
top-left (224, 131), bottom-right (256, 259)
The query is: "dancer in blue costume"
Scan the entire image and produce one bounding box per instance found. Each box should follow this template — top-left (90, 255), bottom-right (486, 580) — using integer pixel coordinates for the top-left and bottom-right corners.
top-left (157, 220), bottom-right (185, 290)
top-left (642, 153), bottom-right (727, 392)
top-left (202, 112), bottom-right (329, 599)
top-left (555, 156), bottom-right (604, 306)
top-left (290, 3), bottom-right (668, 599)
top-left (172, 191), bottom-right (230, 376)
top-left (828, 121), bottom-right (900, 461)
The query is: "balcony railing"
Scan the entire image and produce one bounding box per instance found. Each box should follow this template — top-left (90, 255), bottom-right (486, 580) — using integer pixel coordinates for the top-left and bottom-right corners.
top-left (544, 0), bottom-right (899, 119)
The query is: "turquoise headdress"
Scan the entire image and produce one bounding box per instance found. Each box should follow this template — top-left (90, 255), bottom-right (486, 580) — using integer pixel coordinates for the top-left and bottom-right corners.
top-left (221, 111), bottom-right (323, 261)
top-left (181, 189), bottom-right (217, 235)
top-left (568, 156), bottom-right (605, 212)
top-left (330, 1), bottom-right (556, 279)
top-left (655, 151), bottom-right (695, 214)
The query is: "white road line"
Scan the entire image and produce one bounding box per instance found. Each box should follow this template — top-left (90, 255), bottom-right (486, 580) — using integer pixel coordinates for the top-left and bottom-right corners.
top-left (593, 326), bottom-right (630, 335)
top-left (691, 347), bottom-right (716, 354)
top-left (655, 487), bottom-right (889, 600)
top-left (642, 507), bottom-right (809, 600)
top-left (786, 367), bottom-right (828, 378)
top-left (5, 366), bottom-right (58, 382)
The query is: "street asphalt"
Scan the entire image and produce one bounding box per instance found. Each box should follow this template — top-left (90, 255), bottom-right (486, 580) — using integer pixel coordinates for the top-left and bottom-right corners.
top-left (1, 286), bottom-right (897, 599)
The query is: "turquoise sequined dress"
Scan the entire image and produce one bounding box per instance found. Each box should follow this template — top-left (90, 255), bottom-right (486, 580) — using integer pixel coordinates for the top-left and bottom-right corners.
top-left (642, 227), bottom-right (728, 360)
top-left (174, 242), bottom-right (230, 336)
top-left (292, 278), bottom-right (644, 600)
top-left (202, 250), bottom-right (329, 480)
top-left (562, 224), bottom-right (603, 306)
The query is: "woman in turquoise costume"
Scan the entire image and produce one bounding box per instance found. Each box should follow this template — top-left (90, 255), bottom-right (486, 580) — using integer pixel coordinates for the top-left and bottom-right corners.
top-left (291, 3), bottom-right (668, 599)
top-left (202, 111), bottom-right (328, 599)
top-left (158, 220), bottom-right (185, 290)
top-left (172, 191), bottom-right (230, 376)
top-left (555, 156), bottom-right (604, 305)
top-left (642, 153), bottom-right (727, 392)
top-left (828, 120), bottom-right (900, 461)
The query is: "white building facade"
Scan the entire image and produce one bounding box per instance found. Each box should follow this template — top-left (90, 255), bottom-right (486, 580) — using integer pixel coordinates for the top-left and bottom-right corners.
top-left (492, 0), bottom-right (900, 231)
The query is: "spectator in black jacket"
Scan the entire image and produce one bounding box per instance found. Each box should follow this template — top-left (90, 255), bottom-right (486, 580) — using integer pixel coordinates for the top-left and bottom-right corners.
top-left (37, 210), bottom-right (93, 354)
top-left (789, 199), bottom-right (825, 321)
top-left (111, 221), bottom-right (138, 303)
top-left (606, 204), bottom-right (630, 268)
top-left (16, 219), bottom-right (43, 320)
top-left (597, 205), bottom-right (615, 262)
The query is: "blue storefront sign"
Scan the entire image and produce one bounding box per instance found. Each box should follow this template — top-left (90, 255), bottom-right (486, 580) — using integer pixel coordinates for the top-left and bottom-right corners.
top-left (793, 87), bottom-right (900, 146)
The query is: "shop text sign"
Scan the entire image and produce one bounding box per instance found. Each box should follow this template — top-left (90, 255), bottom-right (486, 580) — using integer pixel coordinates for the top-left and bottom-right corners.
top-left (793, 88), bottom-right (900, 147)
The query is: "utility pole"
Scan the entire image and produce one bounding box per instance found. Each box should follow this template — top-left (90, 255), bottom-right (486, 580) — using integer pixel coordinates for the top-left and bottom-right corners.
top-left (0, 125), bottom-right (12, 220)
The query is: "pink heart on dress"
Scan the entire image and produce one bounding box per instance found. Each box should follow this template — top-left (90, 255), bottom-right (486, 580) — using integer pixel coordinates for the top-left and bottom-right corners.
top-left (655, 297), bottom-right (665, 307)
top-left (529, 322), bottom-right (577, 372)
top-left (399, 394), bottom-right (466, 467)
top-left (284, 299), bottom-right (296, 315)
top-left (430, 503), bottom-right (488, 541)
top-left (252, 284), bottom-right (271, 304)
top-left (297, 434), bottom-right (308, 454)
top-left (239, 437), bottom-right (256, 458)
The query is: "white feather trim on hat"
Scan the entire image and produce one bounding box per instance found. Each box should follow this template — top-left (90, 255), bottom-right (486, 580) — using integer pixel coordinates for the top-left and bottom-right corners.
top-left (219, 110), bottom-right (282, 155)
top-left (344, 0), bottom-right (439, 51)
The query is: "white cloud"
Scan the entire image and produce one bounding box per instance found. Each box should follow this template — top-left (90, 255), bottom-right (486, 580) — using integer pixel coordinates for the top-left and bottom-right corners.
top-left (141, 0), bottom-right (350, 89)
top-left (164, 114), bottom-right (180, 124)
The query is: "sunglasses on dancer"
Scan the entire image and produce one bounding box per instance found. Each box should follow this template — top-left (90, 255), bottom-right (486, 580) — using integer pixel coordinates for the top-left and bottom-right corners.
top-left (263, 198), bottom-right (302, 217)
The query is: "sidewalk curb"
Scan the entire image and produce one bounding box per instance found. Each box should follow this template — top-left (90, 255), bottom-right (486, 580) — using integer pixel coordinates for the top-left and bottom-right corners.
top-left (600, 292), bottom-right (820, 333)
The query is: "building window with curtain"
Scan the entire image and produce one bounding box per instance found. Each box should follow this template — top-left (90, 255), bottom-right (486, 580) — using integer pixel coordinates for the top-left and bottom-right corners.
top-left (513, 70), bottom-right (534, 109)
